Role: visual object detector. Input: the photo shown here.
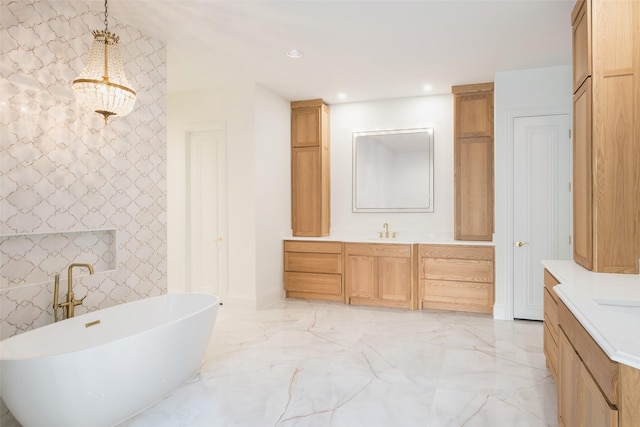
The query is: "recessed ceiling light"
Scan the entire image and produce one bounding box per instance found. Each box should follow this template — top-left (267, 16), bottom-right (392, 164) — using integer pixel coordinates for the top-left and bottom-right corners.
top-left (286, 49), bottom-right (303, 58)
top-left (423, 84), bottom-right (433, 92)
top-left (338, 93), bottom-right (347, 100)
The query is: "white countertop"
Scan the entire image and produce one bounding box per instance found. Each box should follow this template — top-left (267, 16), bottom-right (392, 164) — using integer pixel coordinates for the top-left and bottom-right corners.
top-left (541, 260), bottom-right (640, 369)
top-left (284, 231), bottom-right (494, 246)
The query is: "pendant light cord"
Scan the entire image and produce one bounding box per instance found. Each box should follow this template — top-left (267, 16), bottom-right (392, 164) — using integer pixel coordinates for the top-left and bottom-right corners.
top-left (104, 0), bottom-right (109, 32)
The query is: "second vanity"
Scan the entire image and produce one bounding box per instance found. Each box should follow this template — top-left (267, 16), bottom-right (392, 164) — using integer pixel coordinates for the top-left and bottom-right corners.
top-left (542, 260), bottom-right (640, 426)
top-left (284, 233), bottom-right (494, 314)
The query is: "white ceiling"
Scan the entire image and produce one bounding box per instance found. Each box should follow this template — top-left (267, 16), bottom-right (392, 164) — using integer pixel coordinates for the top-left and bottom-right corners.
top-left (107, 0), bottom-right (574, 104)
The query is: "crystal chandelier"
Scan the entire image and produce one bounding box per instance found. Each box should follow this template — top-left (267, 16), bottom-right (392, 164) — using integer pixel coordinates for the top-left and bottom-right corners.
top-left (73, 0), bottom-right (136, 123)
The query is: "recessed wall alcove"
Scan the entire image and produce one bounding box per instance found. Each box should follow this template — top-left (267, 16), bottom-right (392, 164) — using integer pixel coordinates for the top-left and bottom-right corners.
top-left (0, 229), bottom-right (117, 288)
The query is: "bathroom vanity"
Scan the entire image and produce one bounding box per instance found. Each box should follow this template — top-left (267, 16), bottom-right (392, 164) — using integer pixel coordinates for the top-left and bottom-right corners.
top-left (542, 260), bottom-right (640, 427)
top-left (284, 237), bottom-right (494, 313)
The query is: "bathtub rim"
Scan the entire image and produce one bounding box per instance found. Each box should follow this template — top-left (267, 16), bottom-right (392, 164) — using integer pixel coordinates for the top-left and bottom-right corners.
top-left (0, 292), bottom-right (220, 361)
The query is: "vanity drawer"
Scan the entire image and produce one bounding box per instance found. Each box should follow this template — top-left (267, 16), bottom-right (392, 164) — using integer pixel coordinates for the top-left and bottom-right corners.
top-left (284, 272), bottom-right (342, 296)
top-left (544, 322), bottom-right (559, 381)
top-left (344, 243), bottom-right (412, 258)
top-left (285, 252), bottom-right (342, 274)
top-left (284, 240), bottom-right (342, 254)
top-left (544, 288), bottom-right (558, 341)
top-left (544, 269), bottom-right (560, 303)
top-left (420, 258), bottom-right (494, 283)
top-left (419, 244), bottom-right (494, 261)
top-left (419, 279), bottom-right (493, 313)
top-left (558, 299), bottom-right (619, 405)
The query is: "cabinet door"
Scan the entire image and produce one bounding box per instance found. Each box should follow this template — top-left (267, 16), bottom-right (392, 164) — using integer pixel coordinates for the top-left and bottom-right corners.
top-left (581, 364), bottom-right (618, 427)
top-left (455, 92), bottom-right (493, 138)
top-left (346, 255), bottom-right (376, 299)
top-left (292, 147), bottom-right (322, 236)
top-left (454, 136), bottom-right (494, 240)
top-left (559, 329), bottom-right (581, 427)
top-left (572, 0), bottom-right (591, 92)
top-left (292, 107), bottom-right (320, 148)
top-left (378, 256), bottom-right (411, 302)
top-left (572, 80), bottom-right (593, 270)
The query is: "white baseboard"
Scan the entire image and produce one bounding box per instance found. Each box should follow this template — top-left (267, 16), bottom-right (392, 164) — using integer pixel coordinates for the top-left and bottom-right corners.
top-left (222, 293), bottom-right (257, 309)
top-left (221, 288), bottom-right (284, 309)
top-left (257, 288), bottom-right (284, 309)
top-left (493, 304), bottom-right (510, 320)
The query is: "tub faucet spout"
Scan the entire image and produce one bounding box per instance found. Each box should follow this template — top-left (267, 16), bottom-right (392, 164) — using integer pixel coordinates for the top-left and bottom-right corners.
top-left (59, 263), bottom-right (94, 319)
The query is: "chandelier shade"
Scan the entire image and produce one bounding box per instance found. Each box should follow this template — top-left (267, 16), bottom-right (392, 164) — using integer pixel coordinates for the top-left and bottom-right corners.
top-left (72, 1), bottom-right (136, 123)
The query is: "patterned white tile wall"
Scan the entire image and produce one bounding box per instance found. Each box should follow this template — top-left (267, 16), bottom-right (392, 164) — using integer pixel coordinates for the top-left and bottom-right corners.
top-left (0, 0), bottom-right (167, 340)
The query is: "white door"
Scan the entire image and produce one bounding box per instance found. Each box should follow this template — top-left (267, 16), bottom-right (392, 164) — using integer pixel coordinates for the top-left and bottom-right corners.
top-left (513, 115), bottom-right (571, 320)
top-left (187, 129), bottom-right (227, 297)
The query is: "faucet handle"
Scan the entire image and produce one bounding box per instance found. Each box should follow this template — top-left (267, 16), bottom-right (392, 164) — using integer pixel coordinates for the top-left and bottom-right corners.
top-left (73, 294), bottom-right (87, 306)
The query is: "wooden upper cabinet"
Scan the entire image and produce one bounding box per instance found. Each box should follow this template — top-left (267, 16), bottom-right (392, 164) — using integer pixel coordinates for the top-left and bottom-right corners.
top-left (452, 83), bottom-right (494, 241)
top-left (454, 90), bottom-right (494, 138)
top-left (572, 81), bottom-right (593, 271)
top-left (572, 0), bottom-right (591, 92)
top-left (291, 99), bottom-right (330, 237)
top-left (571, 0), bottom-right (640, 273)
top-left (292, 106), bottom-right (320, 148)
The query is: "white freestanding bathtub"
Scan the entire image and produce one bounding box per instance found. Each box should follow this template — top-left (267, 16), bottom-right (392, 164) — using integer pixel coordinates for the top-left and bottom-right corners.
top-left (0, 293), bottom-right (219, 427)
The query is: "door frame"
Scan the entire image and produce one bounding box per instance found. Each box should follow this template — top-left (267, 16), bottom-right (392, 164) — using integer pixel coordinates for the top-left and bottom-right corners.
top-left (503, 107), bottom-right (572, 320)
top-left (182, 121), bottom-right (228, 300)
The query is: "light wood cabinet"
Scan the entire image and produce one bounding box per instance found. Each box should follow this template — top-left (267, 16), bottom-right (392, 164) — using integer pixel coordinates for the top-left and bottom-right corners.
top-left (418, 244), bottom-right (494, 314)
top-left (571, 0), bottom-right (640, 273)
top-left (550, 278), bottom-right (640, 427)
top-left (284, 240), bottom-right (343, 302)
top-left (572, 80), bottom-right (593, 270)
top-left (344, 243), bottom-right (416, 309)
top-left (558, 328), bottom-right (582, 427)
top-left (558, 318), bottom-right (620, 427)
top-left (452, 83), bottom-right (494, 241)
top-left (543, 269), bottom-right (560, 382)
top-left (291, 99), bottom-right (330, 237)
top-left (582, 363), bottom-right (619, 427)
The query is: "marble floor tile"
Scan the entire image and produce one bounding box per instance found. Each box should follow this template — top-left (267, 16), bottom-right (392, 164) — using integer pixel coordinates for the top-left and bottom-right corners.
top-left (2, 300), bottom-right (559, 427)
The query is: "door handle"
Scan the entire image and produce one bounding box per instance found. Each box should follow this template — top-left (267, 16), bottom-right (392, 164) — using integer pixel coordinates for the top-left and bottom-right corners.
top-left (216, 237), bottom-right (223, 242)
top-left (516, 241), bottom-right (529, 247)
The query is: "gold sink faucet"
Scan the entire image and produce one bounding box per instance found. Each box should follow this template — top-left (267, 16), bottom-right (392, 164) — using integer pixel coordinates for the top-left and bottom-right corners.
top-left (53, 263), bottom-right (94, 321)
top-left (383, 222), bottom-right (389, 238)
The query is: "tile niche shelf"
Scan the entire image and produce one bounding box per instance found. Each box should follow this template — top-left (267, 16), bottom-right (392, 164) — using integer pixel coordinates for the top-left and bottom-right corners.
top-left (0, 228), bottom-right (118, 288)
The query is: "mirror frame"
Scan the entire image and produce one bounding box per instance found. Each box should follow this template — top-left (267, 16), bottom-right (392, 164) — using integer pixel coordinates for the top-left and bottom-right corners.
top-left (352, 127), bottom-right (434, 213)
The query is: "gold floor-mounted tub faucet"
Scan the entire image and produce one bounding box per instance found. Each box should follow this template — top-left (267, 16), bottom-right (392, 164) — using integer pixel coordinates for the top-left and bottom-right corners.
top-left (53, 263), bottom-right (94, 321)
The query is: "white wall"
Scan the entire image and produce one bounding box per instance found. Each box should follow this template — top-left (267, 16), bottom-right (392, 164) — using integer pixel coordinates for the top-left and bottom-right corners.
top-left (254, 86), bottom-right (290, 307)
top-left (494, 65), bottom-right (572, 320)
top-left (330, 95), bottom-right (454, 236)
top-left (167, 81), bottom-right (289, 308)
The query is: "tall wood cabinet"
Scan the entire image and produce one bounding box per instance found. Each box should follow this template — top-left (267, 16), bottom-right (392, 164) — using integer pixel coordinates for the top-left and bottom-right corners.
top-left (291, 99), bottom-right (330, 237)
top-left (452, 83), bottom-right (494, 241)
top-left (571, 0), bottom-right (640, 273)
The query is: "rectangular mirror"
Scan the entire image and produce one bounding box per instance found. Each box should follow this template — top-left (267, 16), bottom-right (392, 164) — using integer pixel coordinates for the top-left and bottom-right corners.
top-left (353, 128), bottom-right (434, 212)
